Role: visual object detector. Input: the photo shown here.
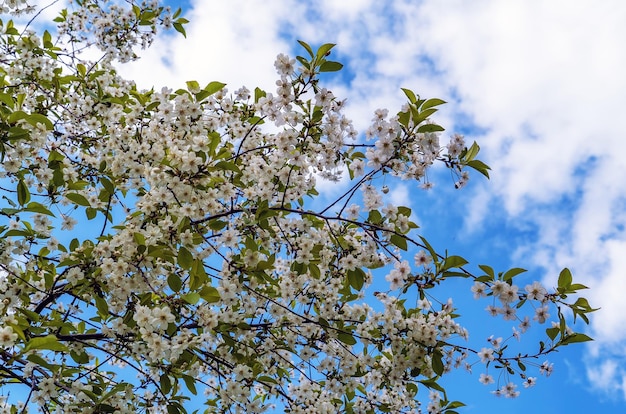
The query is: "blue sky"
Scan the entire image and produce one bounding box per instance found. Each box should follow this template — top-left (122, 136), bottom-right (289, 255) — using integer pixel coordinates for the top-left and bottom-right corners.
top-left (16, 0), bottom-right (626, 412)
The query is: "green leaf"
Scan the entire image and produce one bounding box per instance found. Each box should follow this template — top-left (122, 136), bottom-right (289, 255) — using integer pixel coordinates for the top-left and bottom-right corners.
top-left (560, 333), bottom-right (593, 345)
top-left (199, 286), bottom-right (220, 303)
top-left (204, 81), bottom-right (226, 96)
top-left (160, 374), bottom-right (172, 394)
top-left (18, 308), bottom-right (40, 322)
top-left (502, 267), bottom-right (526, 281)
top-left (48, 149), bottom-right (66, 163)
top-left (367, 209), bottom-right (383, 225)
top-left (309, 263), bottom-right (321, 279)
top-left (186, 80), bottom-right (200, 91)
top-left (95, 296), bottom-right (109, 319)
top-left (478, 264), bottom-right (495, 278)
top-left (184, 244), bottom-right (204, 270)
top-left (1, 207), bottom-right (19, 216)
top-left (569, 283), bottom-right (589, 291)
top-left (215, 160), bottom-right (240, 173)
top-left (390, 234), bottom-right (408, 251)
top-left (0, 92), bottom-right (15, 108)
top-left (442, 271), bottom-right (468, 278)
top-left (26, 113), bottom-right (54, 130)
top-left (66, 192), bottom-right (91, 207)
top-left (100, 177), bottom-right (115, 195)
top-left (177, 246), bottom-right (194, 270)
top-left (337, 332), bottom-right (357, 346)
top-left (17, 179), bottom-right (30, 206)
top-left (316, 43), bottom-right (336, 59)
top-left (24, 335), bottom-right (68, 353)
top-left (297, 40), bottom-right (314, 58)
top-left (94, 404), bottom-right (115, 413)
top-left (26, 201), bottom-right (54, 216)
top-left (167, 274), bottom-right (182, 292)
top-left (208, 220), bottom-right (227, 231)
top-left (167, 403), bottom-right (182, 414)
top-left (26, 354), bottom-right (55, 370)
top-left (546, 326), bottom-right (559, 340)
top-left (194, 81), bottom-right (226, 101)
top-left (406, 382), bottom-right (418, 396)
top-left (182, 292), bottom-right (200, 304)
top-left (317, 317), bottom-right (329, 327)
top-left (173, 21), bottom-right (186, 37)
top-left (296, 55), bottom-right (310, 70)
top-left (417, 123), bottom-right (445, 133)
top-left (347, 268), bottom-right (366, 291)
top-left (397, 206), bottom-right (412, 217)
top-left (319, 61), bottom-right (343, 72)
top-left (431, 351), bottom-right (444, 376)
top-left (254, 87), bottom-right (266, 103)
top-left (558, 268), bottom-right (573, 289)
top-left (4, 229), bottom-right (30, 237)
top-left (419, 378), bottom-right (446, 394)
top-left (398, 110), bottom-right (410, 128)
top-left (421, 98), bottom-right (446, 110)
top-left (413, 108), bottom-right (437, 125)
top-left (133, 232), bottom-right (146, 246)
top-left (446, 401), bottom-right (466, 409)
top-left (70, 350), bottom-right (90, 364)
top-left (419, 236), bottom-right (439, 264)
top-left (572, 297), bottom-right (599, 314)
top-left (99, 383), bottom-right (131, 405)
top-left (442, 255), bottom-right (468, 270)
top-left (464, 142), bottom-right (480, 162)
top-left (181, 374), bottom-right (197, 395)
top-left (466, 159), bottom-right (491, 178)
top-left (85, 207), bottom-right (97, 220)
top-left (401, 88), bottom-right (417, 104)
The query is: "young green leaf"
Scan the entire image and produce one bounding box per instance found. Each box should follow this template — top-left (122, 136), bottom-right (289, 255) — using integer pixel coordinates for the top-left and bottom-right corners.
top-left (558, 268), bottom-right (573, 289)
top-left (502, 267), bottom-right (527, 281)
top-left (297, 40), bottom-right (314, 58)
top-left (401, 88), bottom-right (418, 104)
top-left (23, 335), bottom-right (68, 353)
top-left (337, 332), bottom-right (357, 346)
top-left (17, 179), bottom-right (30, 206)
top-left (319, 61), bottom-right (343, 72)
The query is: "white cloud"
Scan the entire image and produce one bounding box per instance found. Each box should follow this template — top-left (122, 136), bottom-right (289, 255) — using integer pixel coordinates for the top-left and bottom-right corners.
top-left (11, 0), bottom-right (68, 29)
top-left (586, 358), bottom-right (626, 400)
top-left (119, 1), bottom-right (298, 91)
top-left (389, 183), bottom-right (410, 208)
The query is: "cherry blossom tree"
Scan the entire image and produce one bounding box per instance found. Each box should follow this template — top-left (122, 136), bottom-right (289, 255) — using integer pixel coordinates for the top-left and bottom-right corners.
top-left (0, 1), bottom-right (596, 413)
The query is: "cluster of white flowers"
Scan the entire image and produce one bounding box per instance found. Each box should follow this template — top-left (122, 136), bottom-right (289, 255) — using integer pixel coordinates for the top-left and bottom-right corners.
top-left (0, 0), bottom-right (32, 14)
top-left (472, 278), bottom-right (553, 331)
top-left (0, 2), bottom-right (593, 412)
top-left (468, 274), bottom-right (569, 396)
top-left (57, 0), bottom-right (175, 62)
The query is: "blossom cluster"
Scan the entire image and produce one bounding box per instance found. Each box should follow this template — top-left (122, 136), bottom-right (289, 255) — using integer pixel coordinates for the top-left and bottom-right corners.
top-left (0, 0), bottom-right (33, 15)
top-left (0, 2), bottom-right (595, 413)
top-left (55, 0), bottom-right (182, 62)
